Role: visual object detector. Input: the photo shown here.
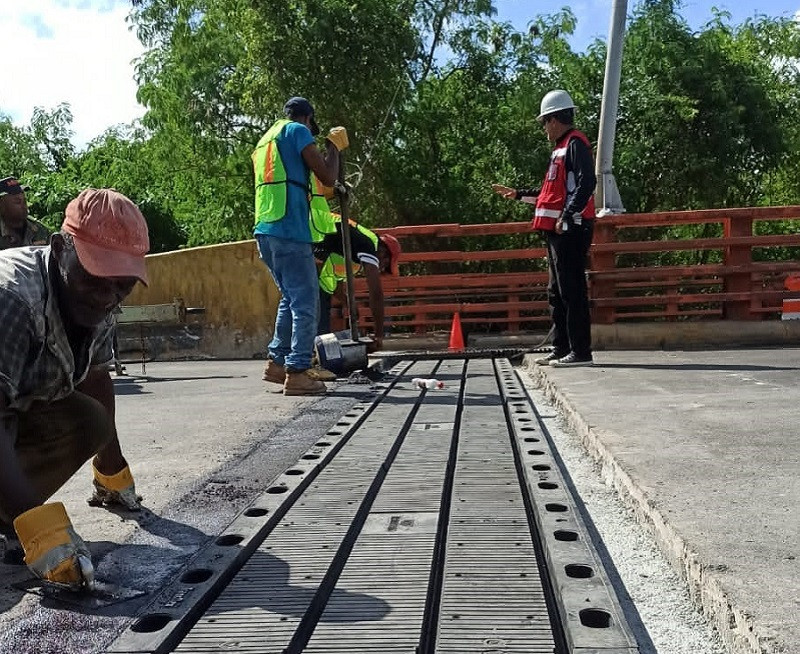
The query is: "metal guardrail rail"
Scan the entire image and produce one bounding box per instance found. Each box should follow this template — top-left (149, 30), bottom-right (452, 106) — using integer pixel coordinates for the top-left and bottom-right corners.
top-left (108, 358), bottom-right (637, 654)
top-left (330, 206), bottom-right (800, 333)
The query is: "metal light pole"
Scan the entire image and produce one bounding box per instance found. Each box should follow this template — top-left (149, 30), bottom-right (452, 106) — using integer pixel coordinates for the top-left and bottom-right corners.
top-left (595, 0), bottom-right (627, 215)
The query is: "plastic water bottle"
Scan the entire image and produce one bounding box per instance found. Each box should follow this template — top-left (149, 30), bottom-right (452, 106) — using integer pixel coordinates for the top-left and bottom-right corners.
top-left (412, 378), bottom-right (445, 390)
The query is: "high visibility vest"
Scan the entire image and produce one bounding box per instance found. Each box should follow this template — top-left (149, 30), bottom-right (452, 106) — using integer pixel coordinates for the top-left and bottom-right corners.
top-left (533, 128), bottom-right (596, 232)
top-left (252, 119), bottom-right (336, 242)
top-left (319, 219), bottom-right (379, 295)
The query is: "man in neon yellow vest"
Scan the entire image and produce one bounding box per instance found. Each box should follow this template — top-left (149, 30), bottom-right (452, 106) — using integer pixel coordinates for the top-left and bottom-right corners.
top-left (314, 215), bottom-right (401, 350)
top-left (253, 97), bottom-right (348, 395)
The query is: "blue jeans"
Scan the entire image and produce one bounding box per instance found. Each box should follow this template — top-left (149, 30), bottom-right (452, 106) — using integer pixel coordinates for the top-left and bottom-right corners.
top-left (256, 235), bottom-right (319, 371)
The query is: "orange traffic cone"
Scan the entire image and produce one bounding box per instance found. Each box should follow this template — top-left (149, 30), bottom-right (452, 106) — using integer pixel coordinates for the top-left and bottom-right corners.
top-left (448, 312), bottom-right (465, 351)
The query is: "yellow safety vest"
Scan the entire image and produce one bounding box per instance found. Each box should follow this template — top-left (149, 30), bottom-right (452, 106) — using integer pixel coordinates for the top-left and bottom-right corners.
top-left (319, 219), bottom-right (379, 294)
top-left (252, 119), bottom-right (336, 242)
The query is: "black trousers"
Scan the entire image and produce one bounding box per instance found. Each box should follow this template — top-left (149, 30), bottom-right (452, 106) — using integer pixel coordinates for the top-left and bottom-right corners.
top-left (0, 392), bottom-right (114, 526)
top-left (545, 221), bottom-right (594, 358)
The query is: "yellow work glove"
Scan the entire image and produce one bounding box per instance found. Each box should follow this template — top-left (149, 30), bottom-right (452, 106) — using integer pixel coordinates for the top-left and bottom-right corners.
top-left (326, 126), bottom-right (349, 152)
top-left (90, 463), bottom-right (142, 511)
top-left (13, 502), bottom-right (94, 590)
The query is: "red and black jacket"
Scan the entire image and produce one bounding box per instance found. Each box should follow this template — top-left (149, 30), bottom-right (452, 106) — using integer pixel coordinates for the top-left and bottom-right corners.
top-left (532, 129), bottom-right (596, 232)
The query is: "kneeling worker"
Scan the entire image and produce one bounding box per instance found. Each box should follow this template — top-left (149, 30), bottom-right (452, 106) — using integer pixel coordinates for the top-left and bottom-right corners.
top-left (0, 188), bottom-right (148, 590)
top-left (314, 215), bottom-right (401, 350)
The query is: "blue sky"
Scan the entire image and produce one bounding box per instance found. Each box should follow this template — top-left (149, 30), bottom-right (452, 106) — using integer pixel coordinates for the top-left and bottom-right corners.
top-left (495, 0), bottom-right (800, 51)
top-left (2, 0), bottom-right (798, 147)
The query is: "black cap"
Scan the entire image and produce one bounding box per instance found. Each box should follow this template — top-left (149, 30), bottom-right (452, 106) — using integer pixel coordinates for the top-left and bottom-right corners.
top-left (283, 96), bottom-right (320, 136)
top-left (0, 176), bottom-right (29, 197)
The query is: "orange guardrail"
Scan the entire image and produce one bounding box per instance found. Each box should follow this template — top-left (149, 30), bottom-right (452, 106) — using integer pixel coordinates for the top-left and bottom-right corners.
top-left (331, 206), bottom-right (800, 334)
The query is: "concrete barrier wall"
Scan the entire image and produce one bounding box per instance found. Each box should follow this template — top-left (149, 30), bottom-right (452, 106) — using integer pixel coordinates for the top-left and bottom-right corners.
top-left (126, 240), bottom-right (279, 359)
top-left (125, 240), bottom-right (800, 360)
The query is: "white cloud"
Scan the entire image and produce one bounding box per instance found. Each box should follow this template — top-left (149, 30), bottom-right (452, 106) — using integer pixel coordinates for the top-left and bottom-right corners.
top-left (1, 0), bottom-right (144, 148)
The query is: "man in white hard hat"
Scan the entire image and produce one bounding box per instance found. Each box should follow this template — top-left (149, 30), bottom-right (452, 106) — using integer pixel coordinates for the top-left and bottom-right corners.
top-left (493, 89), bottom-right (596, 367)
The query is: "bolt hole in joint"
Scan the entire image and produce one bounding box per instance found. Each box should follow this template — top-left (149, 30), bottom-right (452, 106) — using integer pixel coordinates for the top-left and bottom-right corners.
top-left (215, 534), bottom-right (244, 546)
top-left (580, 608), bottom-right (612, 628)
top-left (244, 508), bottom-right (268, 517)
top-left (131, 613), bottom-right (172, 633)
top-left (565, 564), bottom-right (594, 579)
top-left (180, 568), bottom-right (214, 584)
top-left (545, 503), bottom-right (568, 512)
top-left (554, 530), bottom-right (579, 541)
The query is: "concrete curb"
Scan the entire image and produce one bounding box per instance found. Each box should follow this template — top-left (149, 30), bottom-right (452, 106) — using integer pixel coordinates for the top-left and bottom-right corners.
top-left (473, 320), bottom-right (800, 351)
top-left (521, 355), bottom-right (786, 654)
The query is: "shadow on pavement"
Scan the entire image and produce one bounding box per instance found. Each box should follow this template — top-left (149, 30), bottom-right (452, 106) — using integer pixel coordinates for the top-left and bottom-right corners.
top-left (200, 549), bottom-right (392, 623)
top-left (3, 509), bottom-right (390, 630)
top-left (112, 375), bottom-right (248, 395)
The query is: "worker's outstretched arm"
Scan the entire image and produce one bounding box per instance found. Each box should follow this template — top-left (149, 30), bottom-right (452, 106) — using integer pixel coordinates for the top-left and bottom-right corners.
top-left (77, 366), bottom-right (125, 473)
top-left (301, 127), bottom-right (348, 187)
top-left (363, 263), bottom-right (385, 346)
top-left (78, 366), bottom-right (141, 510)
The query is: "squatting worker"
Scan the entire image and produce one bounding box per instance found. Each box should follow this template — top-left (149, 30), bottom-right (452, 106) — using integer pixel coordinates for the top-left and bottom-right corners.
top-left (253, 97), bottom-right (348, 396)
top-left (0, 188), bottom-right (149, 590)
top-left (314, 213), bottom-right (402, 350)
top-left (492, 89), bottom-right (596, 367)
top-left (0, 176), bottom-right (50, 250)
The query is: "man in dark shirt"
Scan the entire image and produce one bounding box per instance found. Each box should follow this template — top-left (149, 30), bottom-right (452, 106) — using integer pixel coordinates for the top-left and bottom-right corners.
top-left (313, 216), bottom-right (401, 349)
top-left (493, 89), bottom-right (597, 367)
top-left (0, 189), bottom-right (148, 590)
top-left (0, 177), bottom-right (50, 250)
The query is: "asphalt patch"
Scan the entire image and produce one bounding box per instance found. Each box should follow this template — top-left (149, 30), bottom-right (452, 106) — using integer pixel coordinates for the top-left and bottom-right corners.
top-left (13, 579), bottom-right (146, 610)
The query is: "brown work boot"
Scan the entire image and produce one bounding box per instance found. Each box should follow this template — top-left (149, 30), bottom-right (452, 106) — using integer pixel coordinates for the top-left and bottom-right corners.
top-left (284, 369), bottom-right (326, 396)
top-left (263, 359), bottom-right (286, 385)
top-left (308, 365), bottom-right (337, 382)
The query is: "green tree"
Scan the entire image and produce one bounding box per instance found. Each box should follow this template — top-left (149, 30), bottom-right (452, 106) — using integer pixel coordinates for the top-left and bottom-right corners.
top-left (0, 115), bottom-right (48, 178)
top-left (613, 0), bottom-right (795, 213)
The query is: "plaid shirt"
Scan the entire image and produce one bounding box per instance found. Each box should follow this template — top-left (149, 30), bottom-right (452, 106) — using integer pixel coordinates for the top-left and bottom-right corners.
top-left (0, 217), bottom-right (51, 250)
top-left (0, 246), bottom-right (113, 411)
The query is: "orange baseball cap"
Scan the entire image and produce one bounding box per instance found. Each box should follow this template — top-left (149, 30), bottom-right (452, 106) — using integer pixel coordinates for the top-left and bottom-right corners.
top-left (62, 189), bottom-right (150, 285)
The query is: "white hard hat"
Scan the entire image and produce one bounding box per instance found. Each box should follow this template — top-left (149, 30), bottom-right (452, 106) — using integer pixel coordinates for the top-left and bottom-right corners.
top-left (538, 89), bottom-right (576, 120)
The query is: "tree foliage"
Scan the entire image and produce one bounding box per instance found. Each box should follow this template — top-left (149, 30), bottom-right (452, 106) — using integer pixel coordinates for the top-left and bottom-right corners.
top-left (1, 0), bottom-right (799, 254)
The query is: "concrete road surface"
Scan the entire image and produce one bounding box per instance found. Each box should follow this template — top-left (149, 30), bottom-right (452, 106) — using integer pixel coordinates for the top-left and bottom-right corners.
top-left (1, 351), bottom-right (796, 654)
top-left (527, 348), bottom-right (799, 654)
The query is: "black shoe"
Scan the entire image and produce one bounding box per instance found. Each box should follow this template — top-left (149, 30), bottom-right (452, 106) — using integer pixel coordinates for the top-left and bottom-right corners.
top-left (534, 351), bottom-right (567, 365)
top-left (550, 352), bottom-right (593, 367)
